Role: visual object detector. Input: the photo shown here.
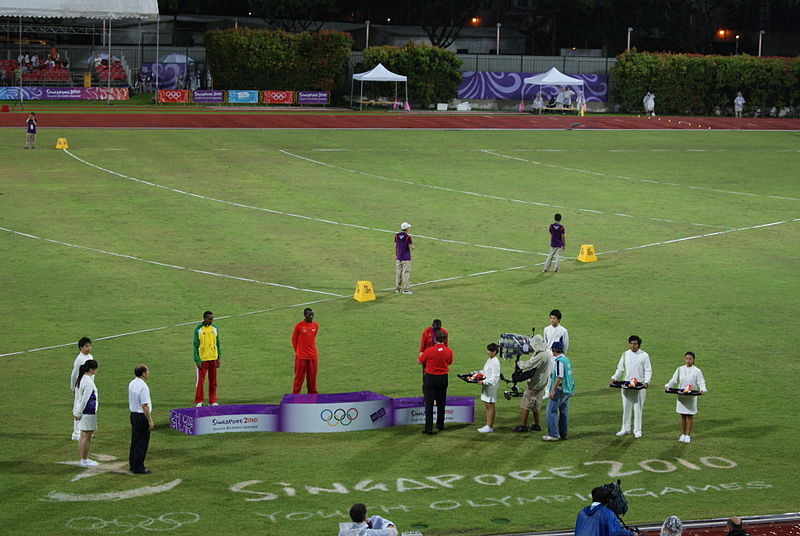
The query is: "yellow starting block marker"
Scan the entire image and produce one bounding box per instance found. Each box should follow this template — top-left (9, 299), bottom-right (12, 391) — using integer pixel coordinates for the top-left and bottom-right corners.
top-left (353, 280), bottom-right (376, 302)
top-left (577, 244), bottom-right (597, 263)
top-left (55, 138), bottom-right (69, 149)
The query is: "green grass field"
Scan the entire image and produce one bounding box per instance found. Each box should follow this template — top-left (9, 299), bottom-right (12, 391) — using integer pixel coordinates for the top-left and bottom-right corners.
top-left (1, 126), bottom-right (798, 536)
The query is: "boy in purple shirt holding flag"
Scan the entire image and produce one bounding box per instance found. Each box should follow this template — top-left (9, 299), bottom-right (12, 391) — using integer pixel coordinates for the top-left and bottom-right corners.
top-left (543, 213), bottom-right (565, 273)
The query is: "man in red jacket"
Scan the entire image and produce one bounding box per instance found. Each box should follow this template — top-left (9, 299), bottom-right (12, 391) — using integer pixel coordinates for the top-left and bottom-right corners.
top-left (419, 319), bottom-right (448, 357)
top-left (418, 331), bottom-right (453, 435)
top-left (291, 308), bottom-right (319, 394)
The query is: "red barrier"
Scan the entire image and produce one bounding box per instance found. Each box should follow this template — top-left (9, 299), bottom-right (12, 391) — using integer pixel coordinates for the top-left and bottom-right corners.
top-left (157, 90), bottom-right (189, 104)
top-left (262, 90), bottom-right (295, 104)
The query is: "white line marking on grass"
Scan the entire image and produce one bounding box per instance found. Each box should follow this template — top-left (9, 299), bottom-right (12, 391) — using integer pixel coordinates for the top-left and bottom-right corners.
top-left (481, 149), bottom-right (800, 202)
top-left (280, 149), bottom-right (732, 229)
top-left (5, 217), bottom-right (798, 359)
top-left (61, 149), bottom-right (542, 256)
top-left (0, 226), bottom-right (345, 298)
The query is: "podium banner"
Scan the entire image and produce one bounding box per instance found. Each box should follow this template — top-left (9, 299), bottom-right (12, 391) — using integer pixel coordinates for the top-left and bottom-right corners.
top-left (170, 404), bottom-right (279, 436)
top-left (262, 90), bottom-right (295, 104)
top-left (392, 396), bottom-right (475, 426)
top-left (158, 89), bottom-right (189, 103)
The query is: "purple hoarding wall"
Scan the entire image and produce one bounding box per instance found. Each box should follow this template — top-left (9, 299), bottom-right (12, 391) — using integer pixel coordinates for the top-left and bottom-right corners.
top-left (0, 87), bottom-right (129, 100)
top-left (140, 63), bottom-right (188, 90)
top-left (459, 72), bottom-right (608, 102)
top-left (297, 91), bottom-right (330, 105)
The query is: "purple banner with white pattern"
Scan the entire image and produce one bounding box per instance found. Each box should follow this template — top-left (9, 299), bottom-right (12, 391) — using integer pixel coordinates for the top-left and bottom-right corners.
top-left (459, 72), bottom-right (608, 102)
top-left (0, 86), bottom-right (129, 100)
top-left (141, 63), bottom-right (188, 90)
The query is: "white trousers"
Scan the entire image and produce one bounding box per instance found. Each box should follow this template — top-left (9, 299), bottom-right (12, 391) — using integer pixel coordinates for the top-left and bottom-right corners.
top-left (620, 389), bottom-right (646, 434)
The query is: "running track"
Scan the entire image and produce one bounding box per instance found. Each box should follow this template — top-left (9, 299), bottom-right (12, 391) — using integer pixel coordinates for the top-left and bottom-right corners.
top-left (2, 111), bottom-right (800, 129)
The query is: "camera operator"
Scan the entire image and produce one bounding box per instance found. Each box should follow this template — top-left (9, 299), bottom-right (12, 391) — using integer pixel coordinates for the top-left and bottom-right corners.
top-left (575, 486), bottom-right (638, 536)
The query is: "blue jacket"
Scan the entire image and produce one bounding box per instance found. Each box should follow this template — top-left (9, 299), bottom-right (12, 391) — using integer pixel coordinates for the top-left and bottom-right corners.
top-left (575, 504), bottom-right (635, 536)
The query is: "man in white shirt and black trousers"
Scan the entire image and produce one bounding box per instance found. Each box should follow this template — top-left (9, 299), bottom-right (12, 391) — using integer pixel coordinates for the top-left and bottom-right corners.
top-left (128, 364), bottom-right (154, 474)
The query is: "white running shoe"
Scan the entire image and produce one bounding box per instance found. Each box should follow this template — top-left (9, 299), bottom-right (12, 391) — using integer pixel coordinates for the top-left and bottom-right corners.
top-left (80, 459), bottom-right (99, 466)
top-left (542, 435), bottom-right (560, 441)
top-left (683, 435), bottom-right (691, 443)
top-left (211, 403), bottom-right (219, 406)
top-left (679, 434), bottom-right (687, 442)
top-left (634, 432), bottom-right (642, 439)
top-left (616, 430), bottom-right (629, 437)
top-left (195, 403), bottom-right (202, 407)
top-left (477, 425), bottom-right (493, 433)
top-left (71, 434), bottom-right (80, 441)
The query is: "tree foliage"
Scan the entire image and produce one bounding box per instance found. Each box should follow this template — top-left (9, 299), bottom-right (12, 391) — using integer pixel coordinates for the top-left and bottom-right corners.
top-left (248, 0), bottom-right (341, 33)
top-left (403, 0), bottom-right (479, 49)
top-left (205, 28), bottom-right (353, 90)
top-left (611, 50), bottom-right (800, 115)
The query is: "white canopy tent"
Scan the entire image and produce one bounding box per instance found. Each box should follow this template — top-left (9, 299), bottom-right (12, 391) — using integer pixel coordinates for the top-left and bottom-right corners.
top-left (0, 0), bottom-right (159, 102)
top-left (520, 67), bottom-right (584, 112)
top-left (350, 63), bottom-right (408, 111)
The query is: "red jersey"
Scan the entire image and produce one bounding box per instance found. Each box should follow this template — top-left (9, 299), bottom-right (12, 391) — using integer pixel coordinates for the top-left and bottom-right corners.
top-left (419, 326), bottom-right (449, 353)
top-left (292, 321), bottom-right (319, 360)
top-left (418, 343), bottom-right (453, 375)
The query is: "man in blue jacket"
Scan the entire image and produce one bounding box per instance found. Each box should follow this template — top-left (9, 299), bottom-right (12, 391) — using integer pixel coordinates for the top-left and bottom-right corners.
top-left (575, 487), bottom-right (638, 536)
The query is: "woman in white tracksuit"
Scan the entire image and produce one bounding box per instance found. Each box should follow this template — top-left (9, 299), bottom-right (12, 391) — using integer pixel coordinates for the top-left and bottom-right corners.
top-left (665, 351), bottom-right (706, 443)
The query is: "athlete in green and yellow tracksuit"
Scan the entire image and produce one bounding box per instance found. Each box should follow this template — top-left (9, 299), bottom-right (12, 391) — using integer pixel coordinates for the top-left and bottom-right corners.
top-left (194, 311), bottom-right (220, 405)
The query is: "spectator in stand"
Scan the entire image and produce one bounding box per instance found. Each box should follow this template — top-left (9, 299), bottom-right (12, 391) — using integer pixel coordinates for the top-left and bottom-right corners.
top-left (726, 517), bottom-right (749, 536)
top-left (50, 44), bottom-right (59, 61)
top-left (31, 54), bottom-right (39, 68)
top-left (0, 69), bottom-right (7, 86)
top-left (660, 515), bottom-right (683, 536)
top-left (574, 486), bottom-right (638, 536)
top-left (734, 92), bottom-right (746, 119)
top-left (61, 58), bottom-right (69, 69)
top-left (532, 92), bottom-right (545, 114)
top-left (17, 52), bottom-right (25, 65)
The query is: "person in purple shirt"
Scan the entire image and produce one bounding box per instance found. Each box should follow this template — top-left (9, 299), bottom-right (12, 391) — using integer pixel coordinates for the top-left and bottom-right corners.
top-left (542, 213), bottom-right (566, 273)
top-left (24, 112), bottom-right (37, 149)
top-left (395, 221), bottom-right (414, 294)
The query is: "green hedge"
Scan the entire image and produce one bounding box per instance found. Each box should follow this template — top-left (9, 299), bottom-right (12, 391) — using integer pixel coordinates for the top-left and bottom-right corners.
top-left (205, 28), bottom-right (353, 91)
top-left (611, 51), bottom-right (800, 116)
top-left (357, 43), bottom-right (462, 108)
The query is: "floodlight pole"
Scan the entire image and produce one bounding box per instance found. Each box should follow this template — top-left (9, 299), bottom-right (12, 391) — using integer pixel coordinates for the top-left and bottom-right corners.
top-left (496, 23), bottom-right (501, 55)
top-left (758, 30), bottom-right (765, 56)
top-left (735, 34), bottom-right (740, 54)
top-left (365, 20), bottom-right (370, 49)
top-left (626, 27), bottom-right (633, 51)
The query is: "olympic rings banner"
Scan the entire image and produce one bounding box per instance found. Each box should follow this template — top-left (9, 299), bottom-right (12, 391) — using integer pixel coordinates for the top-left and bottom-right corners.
top-left (262, 90), bottom-right (295, 104)
top-left (169, 392), bottom-right (475, 435)
top-left (157, 89), bottom-right (189, 103)
top-left (227, 90), bottom-right (259, 104)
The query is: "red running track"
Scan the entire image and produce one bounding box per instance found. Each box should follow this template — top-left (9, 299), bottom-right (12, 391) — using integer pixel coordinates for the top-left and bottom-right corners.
top-left (1, 111), bottom-right (799, 130)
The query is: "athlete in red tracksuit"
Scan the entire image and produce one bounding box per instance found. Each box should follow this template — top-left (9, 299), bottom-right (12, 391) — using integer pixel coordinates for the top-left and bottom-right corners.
top-left (291, 308), bottom-right (319, 394)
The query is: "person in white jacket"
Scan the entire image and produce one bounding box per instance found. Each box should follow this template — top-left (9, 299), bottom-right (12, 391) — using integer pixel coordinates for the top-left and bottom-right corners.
top-left (665, 351), bottom-right (707, 443)
top-left (69, 337), bottom-right (94, 441)
top-left (476, 343), bottom-right (502, 433)
top-left (611, 335), bottom-right (652, 438)
top-left (73, 359), bottom-right (99, 466)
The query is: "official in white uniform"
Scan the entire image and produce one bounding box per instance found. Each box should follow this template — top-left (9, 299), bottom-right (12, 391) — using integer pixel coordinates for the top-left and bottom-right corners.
top-left (128, 364), bottom-right (154, 474)
top-left (69, 337), bottom-right (94, 440)
top-left (476, 343), bottom-right (501, 433)
top-left (612, 335), bottom-right (652, 438)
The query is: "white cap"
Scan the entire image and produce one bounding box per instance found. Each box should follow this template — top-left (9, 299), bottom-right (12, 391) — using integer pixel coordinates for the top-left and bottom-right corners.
top-left (400, 222), bottom-right (411, 230)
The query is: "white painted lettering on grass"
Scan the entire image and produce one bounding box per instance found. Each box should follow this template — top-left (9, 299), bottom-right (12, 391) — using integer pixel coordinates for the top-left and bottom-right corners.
top-left (481, 149), bottom-right (800, 202)
top-left (279, 149), bottom-right (732, 229)
top-left (229, 456), bottom-right (738, 501)
top-left (62, 149), bottom-right (540, 256)
top-left (254, 481), bottom-right (771, 522)
top-left (0, 226), bottom-right (344, 298)
top-left (66, 512), bottom-right (199, 532)
top-left (43, 480), bottom-right (183, 502)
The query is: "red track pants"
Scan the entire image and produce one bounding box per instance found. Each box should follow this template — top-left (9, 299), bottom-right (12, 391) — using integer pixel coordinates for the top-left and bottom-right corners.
top-left (195, 360), bottom-right (218, 404)
top-left (292, 358), bottom-right (318, 394)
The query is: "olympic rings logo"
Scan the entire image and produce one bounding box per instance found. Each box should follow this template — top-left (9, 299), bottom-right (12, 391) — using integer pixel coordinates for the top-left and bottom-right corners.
top-left (66, 512), bottom-right (199, 533)
top-left (270, 91), bottom-right (287, 100)
top-left (320, 407), bottom-right (358, 427)
top-left (164, 90), bottom-right (183, 99)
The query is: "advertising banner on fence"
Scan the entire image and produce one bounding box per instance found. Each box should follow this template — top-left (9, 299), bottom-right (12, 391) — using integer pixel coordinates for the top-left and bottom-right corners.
top-left (0, 87), bottom-right (129, 100)
top-left (227, 90), bottom-right (259, 104)
top-left (262, 90), bottom-right (295, 104)
top-left (297, 91), bottom-right (330, 105)
top-left (193, 90), bottom-right (224, 103)
top-left (157, 89), bottom-right (189, 103)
